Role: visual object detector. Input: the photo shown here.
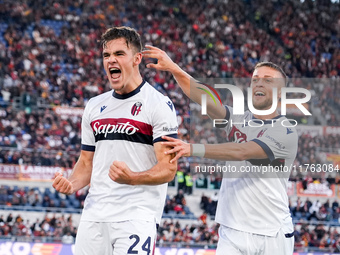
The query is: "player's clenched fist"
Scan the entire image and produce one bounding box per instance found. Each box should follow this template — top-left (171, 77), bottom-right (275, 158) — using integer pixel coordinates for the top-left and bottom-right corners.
top-left (109, 161), bottom-right (136, 185)
top-left (52, 172), bottom-right (74, 195)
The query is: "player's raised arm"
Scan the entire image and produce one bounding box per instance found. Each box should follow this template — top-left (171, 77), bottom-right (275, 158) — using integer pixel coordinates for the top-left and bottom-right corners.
top-left (109, 142), bottom-right (177, 185)
top-left (143, 45), bottom-right (226, 120)
top-left (161, 135), bottom-right (267, 163)
top-left (52, 150), bottom-right (94, 195)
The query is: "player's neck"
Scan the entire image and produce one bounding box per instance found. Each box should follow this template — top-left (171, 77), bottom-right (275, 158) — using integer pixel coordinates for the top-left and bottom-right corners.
top-left (115, 73), bottom-right (143, 95)
top-left (129, 73), bottom-right (143, 91)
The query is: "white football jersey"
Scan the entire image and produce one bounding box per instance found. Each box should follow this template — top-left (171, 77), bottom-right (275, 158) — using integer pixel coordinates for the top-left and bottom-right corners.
top-left (215, 106), bottom-right (298, 236)
top-left (80, 81), bottom-right (178, 224)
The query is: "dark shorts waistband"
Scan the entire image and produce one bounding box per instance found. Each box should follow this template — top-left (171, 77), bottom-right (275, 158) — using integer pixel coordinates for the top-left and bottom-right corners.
top-left (285, 231), bottom-right (294, 238)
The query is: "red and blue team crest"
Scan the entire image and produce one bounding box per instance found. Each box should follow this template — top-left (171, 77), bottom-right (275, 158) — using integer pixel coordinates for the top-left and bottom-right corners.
top-left (131, 102), bottom-right (142, 116)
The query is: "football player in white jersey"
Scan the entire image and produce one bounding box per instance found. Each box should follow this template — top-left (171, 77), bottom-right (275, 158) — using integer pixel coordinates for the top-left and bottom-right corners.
top-left (143, 46), bottom-right (297, 255)
top-left (52, 27), bottom-right (178, 255)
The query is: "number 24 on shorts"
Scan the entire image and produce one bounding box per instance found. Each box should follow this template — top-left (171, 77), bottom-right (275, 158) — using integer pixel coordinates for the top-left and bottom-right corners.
top-left (128, 234), bottom-right (152, 255)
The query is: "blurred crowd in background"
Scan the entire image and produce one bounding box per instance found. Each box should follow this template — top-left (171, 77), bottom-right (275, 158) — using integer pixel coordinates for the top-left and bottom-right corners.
top-left (0, 0), bottom-right (339, 167)
top-left (0, 0), bottom-right (339, 251)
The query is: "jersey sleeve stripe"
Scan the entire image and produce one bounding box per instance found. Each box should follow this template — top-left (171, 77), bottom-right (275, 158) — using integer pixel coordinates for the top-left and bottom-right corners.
top-left (153, 133), bottom-right (178, 144)
top-left (225, 105), bottom-right (230, 120)
top-left (95, 132), bottom-right (153, 145)
top-left (81, 144), bottom-right (96, 151)
top-left (251, 138), bottom-right (275, 162)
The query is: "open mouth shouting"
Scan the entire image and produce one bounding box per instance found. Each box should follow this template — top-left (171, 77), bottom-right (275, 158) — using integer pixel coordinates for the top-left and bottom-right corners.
top-left (109, 67), bottom-right (122, 80)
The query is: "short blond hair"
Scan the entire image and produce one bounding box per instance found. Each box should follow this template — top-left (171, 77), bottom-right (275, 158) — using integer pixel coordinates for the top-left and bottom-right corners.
top-left (254, 62), bottom-right (287, 86)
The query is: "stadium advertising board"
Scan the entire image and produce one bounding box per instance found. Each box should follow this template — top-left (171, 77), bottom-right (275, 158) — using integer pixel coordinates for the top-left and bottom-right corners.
top-left (0, 164), bottom-right (20, 179)
top-left (323, 126), bottom-right (340, 136)
top-left (296, 182), bottom-right (335, 197)
top-left (0, 164), bottom-right (72, 181)
top-left (19, 166), bottom-right (72, 181)
top-left (0, 242), bottom-right (338, 255)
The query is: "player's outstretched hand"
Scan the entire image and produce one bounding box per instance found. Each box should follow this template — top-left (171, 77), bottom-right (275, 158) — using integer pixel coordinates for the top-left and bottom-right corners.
top-left (52, 172), bottom-right (74, 195)
top-left (142, 45), bottom-right (178, 72)
top-left (109, 161), bottom-right (136, 185)
top-left (161, 136), bottom-right (191, 163)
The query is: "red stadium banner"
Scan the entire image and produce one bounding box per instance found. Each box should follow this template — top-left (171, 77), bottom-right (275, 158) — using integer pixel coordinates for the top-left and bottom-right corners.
top-left (323, 126), bottom-right (340, 136)
top-left (0, 164), bottom-right (72, 182)
top-left (0, 164), bottom-right (20, 179)
top-left (296, 181), bottom-right (335, 197)
top-left (19, 165), bottom-right (73, 181)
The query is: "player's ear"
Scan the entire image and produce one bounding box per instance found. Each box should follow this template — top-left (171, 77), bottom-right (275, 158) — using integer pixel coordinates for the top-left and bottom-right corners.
top-left (134, 52), bottom-right (142, 66)
top-left (278, 86), bottom-right (282, 101)
top-left (277, 78), bottom-right (285, 101)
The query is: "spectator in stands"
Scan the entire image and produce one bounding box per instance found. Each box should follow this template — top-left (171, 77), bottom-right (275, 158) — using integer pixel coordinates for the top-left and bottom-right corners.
top-left (176, 168), bottom-right (185, 192)
top-left (6, 213), bottom-right (13, 223)
top-left (332, 200), bottom-right (339, 212)
top-left (31, 218), bottom-right (42, 236)
top-left (204, 198), bottom-right (217, 216)
top-left (199, 212), bottom-right (208, 225)
top-left (200, 193), bottom-right (209, 211)
top-left (174, 189), bottom-right (185, 205)
top-left (308, 200), bottom-right (322, 221)
top-left (61, 231), bottom-right (74, 244)
top-left (27, 188), bottom-right (36, 205)
top-left (31, 192), bottom-right (42, 207)
top-left (333, 207), bottom-right (340, 221)
top-left (184, 172), bottom-right (193, 195)
top-left (163, 199), bottom-right (174, 214)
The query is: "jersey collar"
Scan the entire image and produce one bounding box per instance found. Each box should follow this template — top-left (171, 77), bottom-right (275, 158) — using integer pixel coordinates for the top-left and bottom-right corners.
top-left (112, 80), bottom-right (146, 99)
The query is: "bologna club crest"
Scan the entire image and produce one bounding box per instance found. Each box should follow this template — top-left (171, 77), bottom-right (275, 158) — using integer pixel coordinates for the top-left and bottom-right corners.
top-left (131, 102), bottom-right (142, 116)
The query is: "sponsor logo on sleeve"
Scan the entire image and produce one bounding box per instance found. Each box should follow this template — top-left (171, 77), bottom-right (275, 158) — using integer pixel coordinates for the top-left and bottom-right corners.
top-left (162, 126), bottom-right (178, 132)
top-left (100, 105), bottom-right (107, 113)
top-left (166, 101), bottom-right (173, 111)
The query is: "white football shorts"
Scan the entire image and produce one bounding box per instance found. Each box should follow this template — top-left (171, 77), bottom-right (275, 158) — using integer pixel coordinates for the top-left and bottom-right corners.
top-left (216, 225), bottom-right (294, 255)
top-left (75, 220), bottom-right (157, 255)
